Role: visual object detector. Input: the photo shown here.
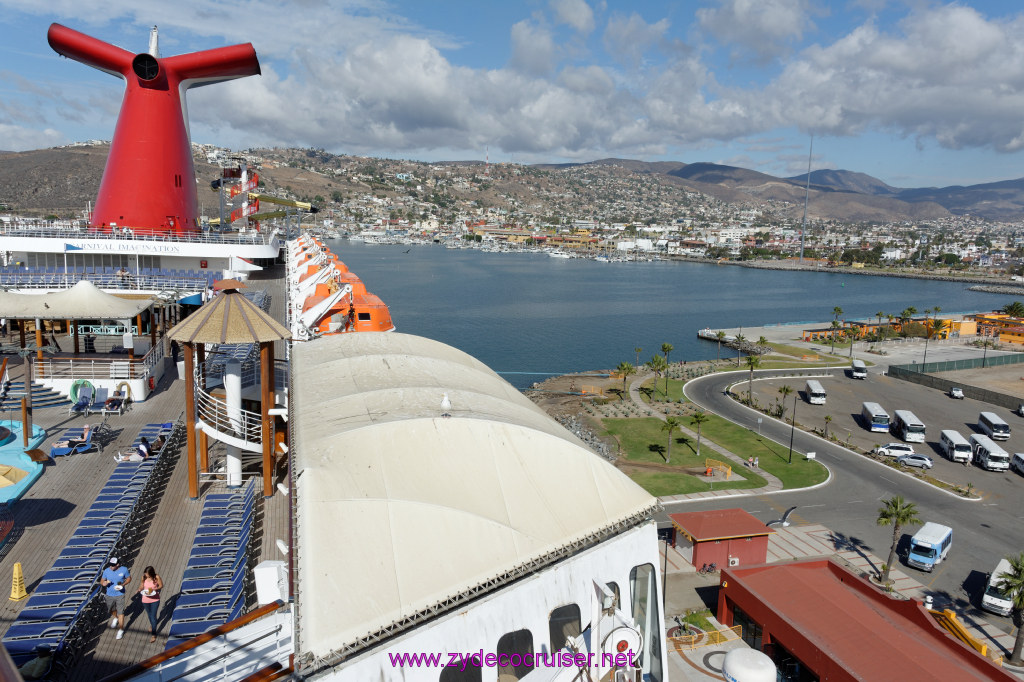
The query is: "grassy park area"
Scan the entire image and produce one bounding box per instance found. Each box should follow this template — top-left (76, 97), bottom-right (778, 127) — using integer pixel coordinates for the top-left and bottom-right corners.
top-left (600, 414), bottom-right (827, 496)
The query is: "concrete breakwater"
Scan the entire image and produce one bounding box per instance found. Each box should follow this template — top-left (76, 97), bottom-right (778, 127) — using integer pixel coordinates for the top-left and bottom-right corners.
top-left (967, 284), bottom-right (1024, 295)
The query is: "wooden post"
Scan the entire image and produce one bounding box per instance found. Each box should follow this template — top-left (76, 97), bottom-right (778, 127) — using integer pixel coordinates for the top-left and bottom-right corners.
top-left (149, 307), bottom-right (157, 351)
top-left (18, 320), bottom-right (25, 349)
top-left (73, 323), bottom-right (80, 355)
top-left (34, 319), bottom-right (43, 363)
top-left (198, 429), bottom-right (209, 473)
top-left (183, 341), bottom-right (198, 499)
top-left (261, 342), bottom-right (273, 498)
top-left (197, 345), bottom-right (206, 385)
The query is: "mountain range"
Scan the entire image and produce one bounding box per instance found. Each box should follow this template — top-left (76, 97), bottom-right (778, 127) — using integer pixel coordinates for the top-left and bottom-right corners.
top-left (4, 145), bottom-right (1024, 222)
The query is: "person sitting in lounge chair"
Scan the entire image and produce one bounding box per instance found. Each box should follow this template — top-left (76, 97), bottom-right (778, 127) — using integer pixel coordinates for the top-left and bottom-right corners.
top-left (104, 390), bottom-right (125, 413)
top-left (150, 435), bottom-right (166, 454)
top-left (116, 436), bottom-right (150, 463)
top-left (53, 423), bottom-right (91, 450)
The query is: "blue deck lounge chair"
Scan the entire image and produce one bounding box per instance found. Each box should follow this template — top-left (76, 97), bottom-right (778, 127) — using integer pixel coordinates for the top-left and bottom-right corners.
top-left (49, 427), bottom-right (95, 457)
top-left (68, 385), bottom-right (93, 416)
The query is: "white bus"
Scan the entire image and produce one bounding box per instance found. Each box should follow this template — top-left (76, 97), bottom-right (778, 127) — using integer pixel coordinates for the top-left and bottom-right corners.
top-left (969, 433), bottom-right (1010, 472)
top-left (939, 430), bottom-right (972, 464)
top-left (851, 359), bottom-right (867, 379)
top-left (861, 402), bottom-right (890, 433)
top-left (978, 412), bottom-right (1010, 441)
top-left (891, 409), bottom-right (926, 443)
top-left (805, 379), bottom-right (826, 405)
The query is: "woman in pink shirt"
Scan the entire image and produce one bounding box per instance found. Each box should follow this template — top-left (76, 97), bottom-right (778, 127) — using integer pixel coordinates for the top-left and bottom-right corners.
top-left (137, 565), bottom-right (164, 642)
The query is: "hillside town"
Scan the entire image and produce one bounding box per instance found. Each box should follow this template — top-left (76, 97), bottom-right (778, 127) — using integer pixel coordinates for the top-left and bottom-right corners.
top-left (202, 144), bottom-right (1024, 274)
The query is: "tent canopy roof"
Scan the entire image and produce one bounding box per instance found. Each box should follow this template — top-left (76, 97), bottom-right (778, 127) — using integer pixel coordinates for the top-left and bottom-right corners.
top-left (167, 288), bottom-right (290, 345)
top-left (0, 280), bottom-right (154, 321)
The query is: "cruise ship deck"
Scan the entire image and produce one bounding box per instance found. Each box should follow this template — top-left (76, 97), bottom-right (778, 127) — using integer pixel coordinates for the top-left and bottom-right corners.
top-left (0, 267), bottom-right (290, 680)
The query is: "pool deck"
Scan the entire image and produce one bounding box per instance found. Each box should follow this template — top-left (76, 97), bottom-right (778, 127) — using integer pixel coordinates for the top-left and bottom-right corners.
top-left (0, 268), bottom-right (289, 680)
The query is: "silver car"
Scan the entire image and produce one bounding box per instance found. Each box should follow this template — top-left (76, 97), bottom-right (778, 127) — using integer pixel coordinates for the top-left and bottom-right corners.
top-left (897, 454), bottom-right (934, 469)
top-left (875, 442), bottom-right (915, 457)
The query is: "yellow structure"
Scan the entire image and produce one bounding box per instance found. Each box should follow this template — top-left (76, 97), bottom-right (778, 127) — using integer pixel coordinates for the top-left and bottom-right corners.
top-left (10, 562), bottom-right (27, 601)
top-left (973, 313), bottom-right (1024, 345)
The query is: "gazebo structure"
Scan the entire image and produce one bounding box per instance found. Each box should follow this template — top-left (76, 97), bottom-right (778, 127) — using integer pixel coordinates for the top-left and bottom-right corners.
top-left (167, 279), bottom-right (291, 499)
top-left (0, 280), bottom-right (167, 399)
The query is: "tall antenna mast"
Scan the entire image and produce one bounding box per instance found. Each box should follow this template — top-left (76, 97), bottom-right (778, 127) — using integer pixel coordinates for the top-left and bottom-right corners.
top-left (799, 134), bottom-right (813, 263)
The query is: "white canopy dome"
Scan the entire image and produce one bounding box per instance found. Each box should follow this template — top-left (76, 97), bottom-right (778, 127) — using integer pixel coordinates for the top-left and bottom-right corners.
top-left (290, 332), bottom-right (657, 661)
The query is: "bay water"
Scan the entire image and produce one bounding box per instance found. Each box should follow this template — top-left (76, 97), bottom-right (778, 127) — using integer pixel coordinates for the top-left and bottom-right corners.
top-left (327, 240), bottom-right (1011, 389)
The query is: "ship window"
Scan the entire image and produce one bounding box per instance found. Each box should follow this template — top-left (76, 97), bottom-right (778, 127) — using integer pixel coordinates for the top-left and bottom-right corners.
top-left (606, 582), bottom-right (620, 609)
top-left (357, 312), bottom-right (372, 321)
top-left (629, 564), bottom-right (664, 682)
top-left (439, 663), bottom-right (481, 682)
top-left (548, 604), bottom-right (581, 652)
top-left (495, 629), bottom-right (534, 680)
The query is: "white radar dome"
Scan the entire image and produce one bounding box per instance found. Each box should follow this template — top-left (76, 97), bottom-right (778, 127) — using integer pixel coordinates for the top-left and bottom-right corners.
top-left (722, 648), bottom-right (776, 682)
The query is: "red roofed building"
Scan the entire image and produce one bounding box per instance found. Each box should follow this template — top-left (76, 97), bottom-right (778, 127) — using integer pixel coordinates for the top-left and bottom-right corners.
top-left (717, 558), bottom-right (1016, 681)
top-left (669, 508), bottom-right (773, 570)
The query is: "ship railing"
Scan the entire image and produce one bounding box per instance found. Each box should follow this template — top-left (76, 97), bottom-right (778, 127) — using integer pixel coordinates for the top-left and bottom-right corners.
top-left (193, 376), bottom-right (266, 451)
top-left (0, 271), bottom-right (212, 292)
top-left (201, 357), bottom-right (288, 391)
top-left (0, 220), bottom-right (278, 246)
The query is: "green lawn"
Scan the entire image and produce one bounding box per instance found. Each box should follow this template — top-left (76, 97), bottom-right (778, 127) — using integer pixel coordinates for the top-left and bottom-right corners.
top-left (639, 377), bottom-right (687, 403)
top-left (601, 414), bottom-right (827, 495)
top-left (698, 413), bottom-right (828, 489)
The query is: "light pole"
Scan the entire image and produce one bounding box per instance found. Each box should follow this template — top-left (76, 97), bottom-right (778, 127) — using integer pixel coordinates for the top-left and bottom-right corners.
top-left (788, 393), bottom-right (798, 464)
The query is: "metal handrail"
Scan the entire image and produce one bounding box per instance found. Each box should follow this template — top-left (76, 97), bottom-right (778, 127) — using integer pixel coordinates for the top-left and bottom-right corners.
top-left (0, 272), bottom-right (210, 292)
top-left (194, 381), bottom-right (265, 446)
top-left (0, 220), bottom-right (277, 246)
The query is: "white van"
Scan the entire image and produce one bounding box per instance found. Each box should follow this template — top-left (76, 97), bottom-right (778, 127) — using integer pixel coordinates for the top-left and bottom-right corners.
top-left (851, 359), bottom-right (867, 379)
top-left (969, 433), bottom-right (1010, 472)
top-left (805, 380), bottom-right (826, 405)
top-left (891, 410), bottom-right (926, 443)
top-left (1011, 452), bottom-right (1024, 475)
top-left (981, 558), bottom-right (1014, 616)
top-left (939, 430), bottom-right (972, 464)
top-left (907, 522), bottom-right (952, 572)
top-left (978, 412), bottom-right (1011, 441)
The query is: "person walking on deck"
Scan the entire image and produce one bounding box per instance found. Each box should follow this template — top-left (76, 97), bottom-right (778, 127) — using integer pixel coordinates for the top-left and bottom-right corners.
top-left (137, 565), bottom-right (164, 642)
top-left (101, 557), bottom-right (131, 640)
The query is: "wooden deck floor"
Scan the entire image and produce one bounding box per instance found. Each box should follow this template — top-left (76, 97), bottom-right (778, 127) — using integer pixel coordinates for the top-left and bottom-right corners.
top-left (0, 270), bottom-right (291, 680)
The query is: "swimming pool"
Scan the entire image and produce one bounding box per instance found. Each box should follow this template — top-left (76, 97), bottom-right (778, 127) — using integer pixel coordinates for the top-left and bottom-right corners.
top-left (0, 420), bottom-right (47, 505)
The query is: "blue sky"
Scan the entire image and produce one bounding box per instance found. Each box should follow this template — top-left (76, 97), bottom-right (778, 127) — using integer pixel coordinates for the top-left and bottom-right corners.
top-left (3, 1), bottom-right (1024, 188)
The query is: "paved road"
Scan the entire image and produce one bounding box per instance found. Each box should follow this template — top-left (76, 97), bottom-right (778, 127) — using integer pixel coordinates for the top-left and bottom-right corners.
top-left (679, 365), bottom-right (1024, 632)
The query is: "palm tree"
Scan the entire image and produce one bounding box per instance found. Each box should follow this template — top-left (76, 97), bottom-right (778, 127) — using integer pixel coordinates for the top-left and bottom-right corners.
top-left (715, 332), bottom-right (726, 362)
top-left (661, 417), bottom-right (680, 463)
top-left (690, 411), bottom-right (708, 459)
top-left (833, 305), bottom-right (844, 323)
top-left (997, 551), bottom-right (1024, 665)
top-left (744, 354), bottom-right (760, 405)
top-left (823, 414), bottom-right (832, 440)
top-left (634, 346), bottom-right (643, 366)
top-left (876, 495), bottom-right (922, 584)
top-left (646, 355), bottom-right (668, 398)
top-left (876, 311), bottom-right (885, 338)
top-left (778, 384), bottom-right (793, 419)
top-left (830, 319), bottom-right (841, 354)
top-left (661, 342), bottom-right (674, 396)
top-left (616, 361), bottom-right (635, 398)
top-left (733, 333), bottom-right (746, 366)
top-left (922, 317), bottom-right (948, 366)
top-left (886, 313), bottom-right (896, 339)
top-left (757, 335), bottom-right (768, 347)
top-left (1002, 301), bottom-right (1024, 318)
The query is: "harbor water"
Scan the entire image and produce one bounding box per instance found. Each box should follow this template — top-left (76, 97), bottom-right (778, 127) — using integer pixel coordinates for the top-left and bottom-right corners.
top-left (327, 240), bottom-right (1014, 389)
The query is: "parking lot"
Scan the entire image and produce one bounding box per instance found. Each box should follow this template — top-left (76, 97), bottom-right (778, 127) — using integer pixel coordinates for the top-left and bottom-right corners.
top-left (750, 369), bottom-right (1024, 502)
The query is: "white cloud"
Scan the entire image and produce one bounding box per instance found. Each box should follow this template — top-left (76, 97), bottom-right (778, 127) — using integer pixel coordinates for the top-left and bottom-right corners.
top-left (0, 123), bottom-right (64, 150)
top-left (760, 5), bottom-right (1024, 152)
top-left (550, 0), bottom-right (595, 34)
top-left (696, 0), bottom-right (817, 62)
top-left (602, 12), bottom-right (671, 68)
top-left (509, 20), bottom-right (557, 76)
